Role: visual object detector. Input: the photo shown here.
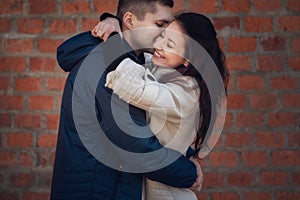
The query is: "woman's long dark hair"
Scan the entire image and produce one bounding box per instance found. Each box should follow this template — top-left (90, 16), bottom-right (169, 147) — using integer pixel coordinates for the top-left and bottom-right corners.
top-left (171, 13), bottom-right (229, 156)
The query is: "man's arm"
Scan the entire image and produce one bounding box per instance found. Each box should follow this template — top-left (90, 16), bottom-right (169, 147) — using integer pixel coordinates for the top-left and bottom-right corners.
top-left (57, 13), bottom-right (119, 72)
top-left (98, 91), bottom-right (198, 188)
top-left (57, 31), bottom-right (103, 72)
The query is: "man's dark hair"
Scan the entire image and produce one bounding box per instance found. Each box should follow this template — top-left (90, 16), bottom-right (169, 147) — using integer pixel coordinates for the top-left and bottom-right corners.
top-left (116, 0), bottom-right (174, 20)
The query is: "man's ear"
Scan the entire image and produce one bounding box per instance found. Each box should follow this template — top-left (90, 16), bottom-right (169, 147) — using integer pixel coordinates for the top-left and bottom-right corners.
top-left (123, 12), bottom-right (137, 30)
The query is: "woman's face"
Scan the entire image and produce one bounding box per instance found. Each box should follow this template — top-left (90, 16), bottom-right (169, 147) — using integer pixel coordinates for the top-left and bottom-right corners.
top-left (152, 21), bottom-right (188, 68)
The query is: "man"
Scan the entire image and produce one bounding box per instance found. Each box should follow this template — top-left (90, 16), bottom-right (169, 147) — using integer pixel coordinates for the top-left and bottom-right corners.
top-left (51, 1), bottom-right (202, 199)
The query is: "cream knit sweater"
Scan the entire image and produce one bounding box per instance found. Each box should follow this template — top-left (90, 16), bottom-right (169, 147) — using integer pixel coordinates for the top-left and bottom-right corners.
top-left (105, 54), bottom-right (200, 200)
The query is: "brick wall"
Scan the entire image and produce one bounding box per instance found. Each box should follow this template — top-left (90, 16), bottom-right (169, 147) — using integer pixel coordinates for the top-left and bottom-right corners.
top-left (0, 0), bottom-right (299, 199)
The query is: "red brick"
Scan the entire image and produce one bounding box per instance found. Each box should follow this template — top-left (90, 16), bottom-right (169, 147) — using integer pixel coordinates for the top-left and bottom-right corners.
top-left (18, 18), bottom-right (44, 34)
top-left (271, 76), bottom-right (297, 89)
top-left (237, 75), bottom-right (264, 90)
top-left (0, 95), bottom-right (23, 110)
top-left (213, 16), bottom-right (240, 31)
top-left (19, 152), bottom-right (33, 167)
top-left (82, 18), bottom-right (100, 32)
top-left (15, 77), bottom-right (42, 92)
top-left (260, 37), bottom-right (286, 51)
top-left (0, 57), bottom-right (26, 72)
top-left (173, 0), bottom-right (185, 12)
top-left (0, 152), bottom-right (16, 166)
top-left (7, 133), bottom-right (33, 147)
top-left (260, 171), bottom-right (287, 186)
top-left (228, 172), bottom-right (254, 186)
top-left (36, 152), bottom-right (49, 168)
top-left (228, 37), bottom-right (256, 53)
top-left (0, 192), bottom-right (18, 200)
top-left (272, 150), bottom-right (300, 166)
top-left (292, 172), bottom-right (300, 186)
top-left (226, 56), bottom-right (251, 71)
top-left (257, 55), bottom-right (284, 71)
top-left (93, 0), bottom-right (118, 13)
top-left (256, 132), bottom-right (285, 148)
top-left (0, 18), bottom-right (11, 32)
top-left (23, 192), bottom-right (50, 200)
top-left (0, 0), bottom-right (23, 14)
top-left (287, 0), bottom-right (300, 12)
top-left (6, 39), bottom-right (34, 54)
top-left (190, 0), bottom-right (218, 13)
top-left (29, 96), bottom-right (54, 110)
top-left (222, 0), bottom-right (250, 12)
top-left (244, 17), bottom-right (273, 32)
top-left (227, 94), bottom-right (246, 109)
top-left (253, 0), bottom-right (281, 11)
top-left (9, 173), bottom-right (35, 188)
top-left (202, 172), bottom-right (224, 188)
top-left (268, 112), bottom-right (296, 127)
top-left (46, 114), bottom-right (60, 130)
top-left (276, 192), bottom-right (300, 200)
top-left (211, 192), bottom-right (239, 200)
top-left (63, 1), bottom-right (90, 14)
top-left (29, 0), bottom-right (55, 14)
top-left (241, 151), bottom-right (269, 167)
top-left (14, 114), bottom-right (41, 128)
top-left (46, 77), bottom-right (66, 91)
top-left (0, 76), bottom-right (10, 90)
top-left (195, 193), bottom-right (208, 200)
top-left (288, 132), bottom-right (300, 148)
top-left (227, 78), bottom-right (234, 90)
top-left (288, 57), bottom-right (300, 70)
top-left (283, 93), bottom-right (300, 108)
top-left (37, 39), bottom-right (63, 53)
top-left (291, 171), bottom-right (300, 185)
top-left (249, 94), bottom-right (277, 110)
top-left (236, 113), bottom-right (264, 127)
top-left (50, 19), bottom-right (77, 34)
top-left (29, 57), bottom-right (56, 72)
top-left (209, 151), bottom-right (238, 167)
top-left (292, 36), bottom-right (300, 52)
top-left (225, 132), bottom-right (254, 148)
top-left (244, 192), bottom-right (272, 200)
top-left (0, 113), bottom-right (11, 127)
top-left (279, 16), bottom-right (300, 31)
top-left (51, 151), bottom-right (56, 166)
top-left (37, 134), bottom-right (57, 147)
top-left (224, 112), bottom-right (233, 128)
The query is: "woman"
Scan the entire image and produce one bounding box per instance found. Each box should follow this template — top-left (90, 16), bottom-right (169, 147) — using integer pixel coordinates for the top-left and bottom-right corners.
top-left (100, 12), bottom-right (229, 199)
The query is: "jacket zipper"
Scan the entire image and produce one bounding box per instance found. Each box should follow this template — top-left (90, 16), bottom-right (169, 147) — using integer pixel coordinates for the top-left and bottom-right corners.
top-left (110, 170), bottom-right (121, 200)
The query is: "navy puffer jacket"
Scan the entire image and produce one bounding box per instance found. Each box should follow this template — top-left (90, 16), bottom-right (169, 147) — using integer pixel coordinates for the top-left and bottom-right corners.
top-left (50, 31), bottom-right (197, 200)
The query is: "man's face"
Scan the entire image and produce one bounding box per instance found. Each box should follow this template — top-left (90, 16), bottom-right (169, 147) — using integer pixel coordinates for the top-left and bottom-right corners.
top-left (130, 3), bottom-right (173, 51)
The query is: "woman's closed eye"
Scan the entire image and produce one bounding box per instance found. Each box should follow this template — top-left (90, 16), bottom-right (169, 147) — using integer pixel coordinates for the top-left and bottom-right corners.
top-left (167, 39), bottom-right (176, 49)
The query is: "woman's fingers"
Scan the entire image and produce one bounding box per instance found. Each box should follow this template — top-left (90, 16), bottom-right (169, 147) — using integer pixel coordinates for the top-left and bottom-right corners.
top-left (91, 18), bottom-right (121, 40)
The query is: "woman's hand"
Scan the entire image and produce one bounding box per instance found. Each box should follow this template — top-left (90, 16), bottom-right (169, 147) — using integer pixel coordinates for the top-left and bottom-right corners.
top-left (91, 18), bottom-right (121, 41)
top-left (189, 157), bottom-right (204, 192)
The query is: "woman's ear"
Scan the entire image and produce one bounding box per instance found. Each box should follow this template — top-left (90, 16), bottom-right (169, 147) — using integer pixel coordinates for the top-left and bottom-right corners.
top-left (123, 12), bottom-right (136, 30)
top-left (183, 59), bottom-right (190, 67)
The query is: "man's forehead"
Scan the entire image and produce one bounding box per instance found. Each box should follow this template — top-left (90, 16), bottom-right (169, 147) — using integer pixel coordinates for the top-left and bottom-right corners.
top-left (144, 4), bottom-right (173, 22)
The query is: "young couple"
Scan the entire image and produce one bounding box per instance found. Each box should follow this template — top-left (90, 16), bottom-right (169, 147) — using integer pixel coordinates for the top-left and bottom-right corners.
top-left (51, 0), bottom-right (229, 199)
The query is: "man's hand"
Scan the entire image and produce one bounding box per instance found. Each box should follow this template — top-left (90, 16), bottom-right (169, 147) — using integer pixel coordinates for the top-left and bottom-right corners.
top-left (92, 18), bottom-right (121, 41)
top-left (189, 157), bottom-right (203, 192)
